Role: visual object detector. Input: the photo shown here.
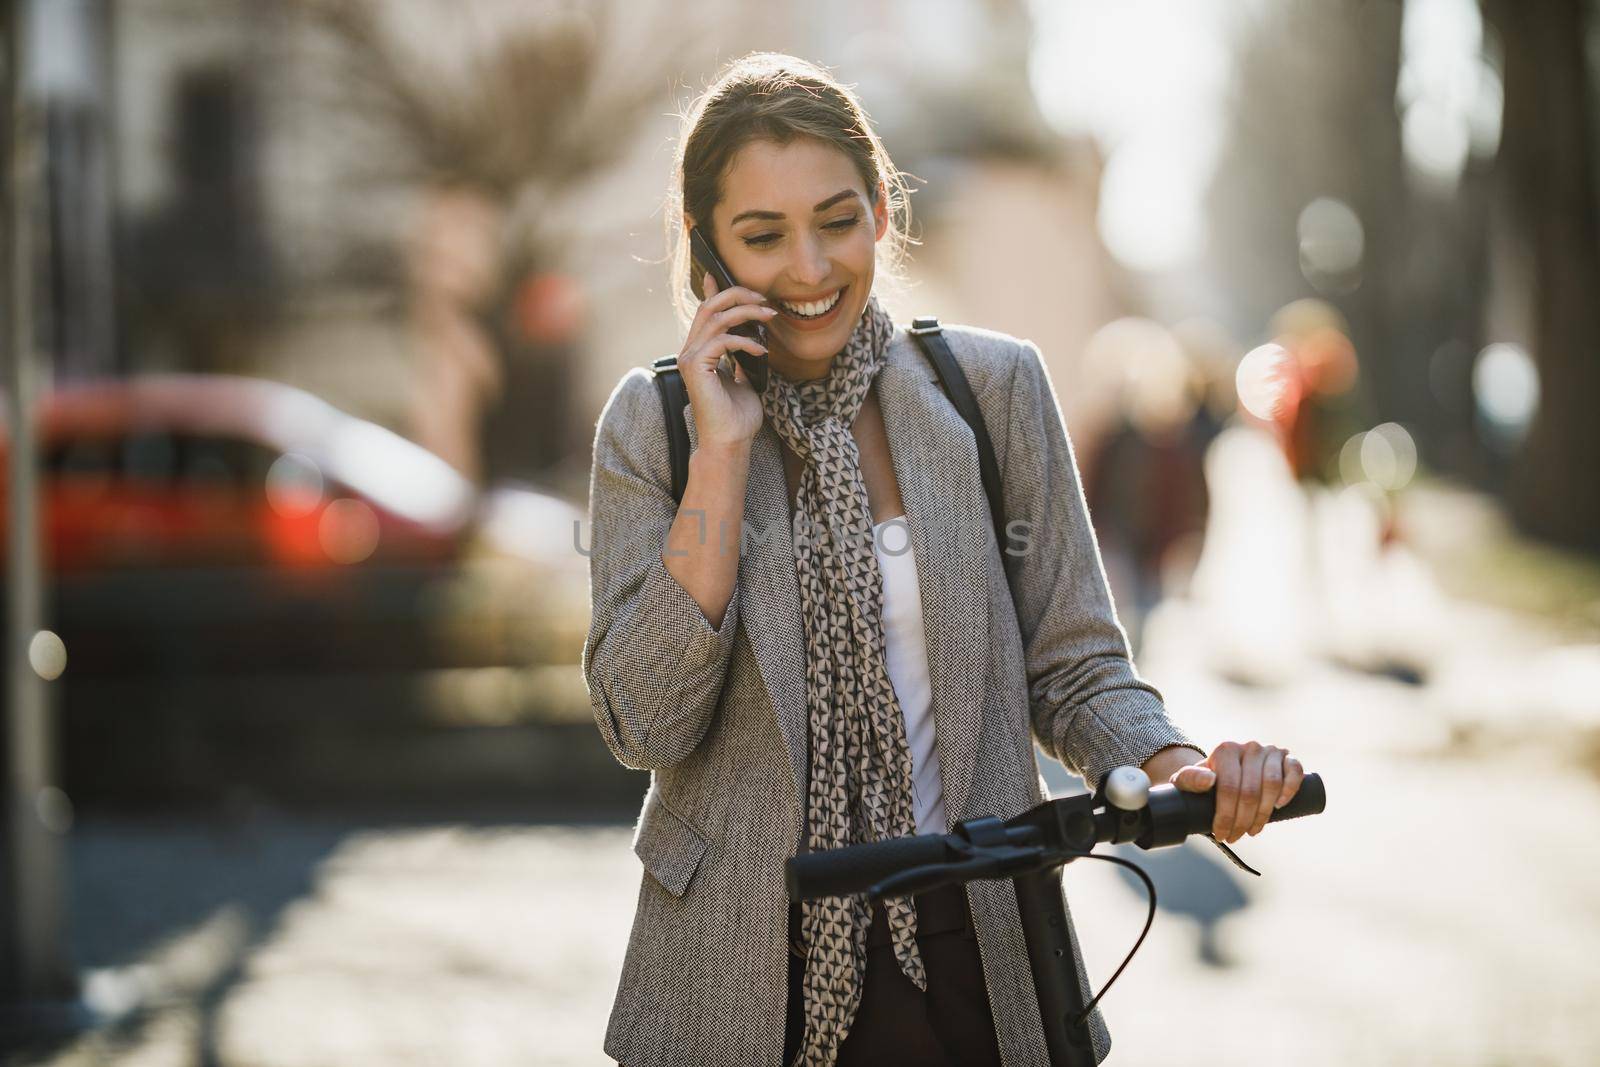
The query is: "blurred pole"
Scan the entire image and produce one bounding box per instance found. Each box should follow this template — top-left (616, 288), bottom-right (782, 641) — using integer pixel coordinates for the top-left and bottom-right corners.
top-left (1486, 0), bottom-right (1600, 553)
top-left (34, 0), bottom-right (112, 382)
top-left (1, 0), bottom-right (82, 1031)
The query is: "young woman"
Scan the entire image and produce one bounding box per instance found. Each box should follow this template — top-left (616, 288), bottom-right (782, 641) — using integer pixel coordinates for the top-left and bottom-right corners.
top-left (583, 52), bottom-right (1307, 1067)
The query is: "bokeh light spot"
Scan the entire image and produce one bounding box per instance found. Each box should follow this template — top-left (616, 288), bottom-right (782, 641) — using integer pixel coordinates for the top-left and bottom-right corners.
top-left (35, 786), bottom-right (74, 835)
top-left (29, 630), bottom-right (67, 681)
top-left (267, 453), bottom-right (325, 518)
top-left (1473, 343), bottom-right (1539, 434)
top-left (318, 499), bottom-right (381, 564)
top-left (1397, 0), bottom-right (1500, 185)
top-left (1339, 431), bottom-right (1368, 488)
top-left (1098, 136), bottom-right (1208, 273)
top-left (1363, 423), bottom-right (1419, 491)
top-left (1403, 99), bottom-right (1471, 182)
top-left (1236, 343), bottom-right (1301, 424)
top-left (1297, 198), bottom-right (1365, 288)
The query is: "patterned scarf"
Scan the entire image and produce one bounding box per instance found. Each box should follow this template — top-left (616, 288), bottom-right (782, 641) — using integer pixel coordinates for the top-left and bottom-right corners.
top-left (760, 293), bottom-right (925, 1066)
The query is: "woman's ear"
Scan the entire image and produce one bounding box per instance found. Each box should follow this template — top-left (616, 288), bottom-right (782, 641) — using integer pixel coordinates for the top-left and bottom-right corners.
top-left (873, 181), bottom-right (890, 241)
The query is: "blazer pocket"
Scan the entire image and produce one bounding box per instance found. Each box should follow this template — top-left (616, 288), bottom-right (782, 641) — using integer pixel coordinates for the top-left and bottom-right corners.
top-left (632, 789), bottom-right (710, 898)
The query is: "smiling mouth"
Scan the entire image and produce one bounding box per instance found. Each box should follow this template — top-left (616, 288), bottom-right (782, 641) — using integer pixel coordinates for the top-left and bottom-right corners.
top-left (776, 286), bottom-right (845, 319)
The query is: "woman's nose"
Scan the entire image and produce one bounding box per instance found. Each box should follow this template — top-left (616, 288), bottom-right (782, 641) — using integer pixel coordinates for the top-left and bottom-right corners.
top-left (787, 236), bottom-right (830, 288)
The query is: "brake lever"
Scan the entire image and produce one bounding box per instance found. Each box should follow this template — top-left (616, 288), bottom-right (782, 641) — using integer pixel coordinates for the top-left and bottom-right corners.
top-left (1205, 836), bottom-right (1262, 877)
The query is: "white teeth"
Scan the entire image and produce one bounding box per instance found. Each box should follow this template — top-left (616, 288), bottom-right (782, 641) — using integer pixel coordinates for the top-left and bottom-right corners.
top-left (780, 288), bottom-right (842, 318)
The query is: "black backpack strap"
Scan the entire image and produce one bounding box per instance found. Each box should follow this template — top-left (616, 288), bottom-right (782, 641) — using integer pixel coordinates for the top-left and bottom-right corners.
top-left (906, 317), bottom-right (1011, 561)
top-left (649, 355), bottom-right (691, 505)
top-left (652, 324), bottom-right (1008, 547)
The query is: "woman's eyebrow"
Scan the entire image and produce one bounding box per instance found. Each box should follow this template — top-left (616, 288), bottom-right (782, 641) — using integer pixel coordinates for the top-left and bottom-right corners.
top-left (729, 189), bottom-right (858, 226)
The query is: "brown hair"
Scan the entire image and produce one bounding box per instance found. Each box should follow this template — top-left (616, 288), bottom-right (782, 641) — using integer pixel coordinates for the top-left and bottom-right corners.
top-left (665, 52), bottom-right (915, 326)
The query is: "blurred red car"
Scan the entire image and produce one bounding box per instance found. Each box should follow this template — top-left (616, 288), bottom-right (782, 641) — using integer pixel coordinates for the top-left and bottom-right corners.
top-left (1, 374), bottom-right (477, 572)
top-left (0, 375), bottom-right (602, 806)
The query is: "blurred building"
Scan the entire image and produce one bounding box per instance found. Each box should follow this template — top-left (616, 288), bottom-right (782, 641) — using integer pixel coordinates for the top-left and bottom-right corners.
top-left (111, 0), bottom-right (681, 496)
top-left (100, 0), bottom-right (1145, 500)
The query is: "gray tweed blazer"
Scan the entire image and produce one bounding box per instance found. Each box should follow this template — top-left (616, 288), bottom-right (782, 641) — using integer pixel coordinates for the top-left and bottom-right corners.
top-left (582, 323), bottom-right (1202, 1067)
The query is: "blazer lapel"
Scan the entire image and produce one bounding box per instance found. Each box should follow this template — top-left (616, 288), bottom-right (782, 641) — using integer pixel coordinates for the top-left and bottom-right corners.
top-left (874, 333), bottom-right (988, 823)
top-left (684, 407), bottom-right (813, 810)
top-left (743, 427), bottom-right (814, 807)
top-left (682, 329), bottom-right (989, 827)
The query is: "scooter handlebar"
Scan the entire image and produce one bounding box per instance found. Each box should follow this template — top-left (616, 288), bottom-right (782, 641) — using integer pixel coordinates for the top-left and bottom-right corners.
top-left (786, 833), bottom-right (958, 901)
top-left (787, 774), bottom-right (1327, 898)
top-left (1140, 772), bottom-right (1325, 848)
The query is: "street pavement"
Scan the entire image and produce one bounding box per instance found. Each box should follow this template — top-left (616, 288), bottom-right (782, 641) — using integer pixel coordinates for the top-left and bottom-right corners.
top-left (14, 593), bottom-right (1600, 1067)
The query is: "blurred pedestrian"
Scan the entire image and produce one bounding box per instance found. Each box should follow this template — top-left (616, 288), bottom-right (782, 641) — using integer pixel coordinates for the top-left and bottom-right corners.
top-left (1084, 326), bottom-right (1211, 650)
top-left (1258, 299), bottom-right (1362, 485)
top-left (583, 52), bottom-right (1307, 1067)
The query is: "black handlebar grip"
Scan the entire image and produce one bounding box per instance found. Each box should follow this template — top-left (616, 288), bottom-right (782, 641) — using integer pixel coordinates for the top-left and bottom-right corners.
top-left (786, 834), bottom-right (957, 900)
top-left (1270, 773), bottom-right (1325, 822)
top-left (1142, 773), bottom-right (1326, 849)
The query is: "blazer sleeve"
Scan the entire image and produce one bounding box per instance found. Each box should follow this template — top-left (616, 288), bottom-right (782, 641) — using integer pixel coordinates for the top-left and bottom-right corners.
top-left (581, 369), bottom-right (741, 771)
top-left (999, 339), bottom-right (1205, 793)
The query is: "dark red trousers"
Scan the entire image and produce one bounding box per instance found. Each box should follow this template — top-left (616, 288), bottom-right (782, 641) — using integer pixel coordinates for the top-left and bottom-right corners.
top-left (783, 883), bottom-right (1003, 1066)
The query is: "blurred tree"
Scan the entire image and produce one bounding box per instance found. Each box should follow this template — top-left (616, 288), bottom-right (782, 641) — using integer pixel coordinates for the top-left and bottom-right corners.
top-left (121, 64), bottom-right (281, 376)
top-left (1206, 2), bottom-right (1405, 434)
top-left (289, 0), bottom-right (689, 484)
top-left (294, 0), bottom-right (676, 201)
top-left (1206, 1), bottom-right (1498, 488)
top-left (1484, 0), bottom-right (1600, 553)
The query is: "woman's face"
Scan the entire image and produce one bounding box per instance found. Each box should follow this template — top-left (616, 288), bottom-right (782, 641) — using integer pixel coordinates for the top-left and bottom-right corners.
top-left (705, 137), bottom-right (889, 382)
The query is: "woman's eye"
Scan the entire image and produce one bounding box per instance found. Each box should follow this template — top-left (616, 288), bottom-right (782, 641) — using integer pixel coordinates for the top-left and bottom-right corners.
top-left (740, 216), bottom-right (857, 249)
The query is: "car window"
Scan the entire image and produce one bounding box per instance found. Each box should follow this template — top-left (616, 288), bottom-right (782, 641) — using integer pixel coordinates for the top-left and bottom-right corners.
top-left (45, 433), bottom-right (285, 490)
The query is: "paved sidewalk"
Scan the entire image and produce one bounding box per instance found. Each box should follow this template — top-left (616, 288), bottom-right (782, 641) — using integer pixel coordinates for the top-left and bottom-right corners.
top-left (23, 817), bottom-right (639, 1067)
top-left (16, 589), bottom-right (1600, 1065)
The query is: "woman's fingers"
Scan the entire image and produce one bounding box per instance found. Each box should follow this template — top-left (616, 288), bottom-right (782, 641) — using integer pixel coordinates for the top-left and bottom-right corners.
top-left (1170, 764), bottom-right (1217, 793)
top-left (681, 334), bottom-right (768, 391)
top-left (1228, 743), bottom-right (1268, 842)
top-left (1208, 741), bottom-right (1266, 843)
top-left (685, 274), bottom-right (771, 357)
top-left (702, 333), bottom-right (769, 361)
top-left (696, 273), bottom-right (767, 318)
top-left (1248, 748), bottom-right (1286, 836)
top-left (1195, 742), bottom-right (1308, 842)
top-left (1209, 747), bottom-right (1242, 843)
top-left (1279, 756), bottom-right (1304, 810)
top-left (684, 272), bottom-right (720, 353)
top-left (707, 302), bottom-right (779, 337)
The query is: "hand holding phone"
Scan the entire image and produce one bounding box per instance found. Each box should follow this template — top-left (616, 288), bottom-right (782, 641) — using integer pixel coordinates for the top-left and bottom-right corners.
top-left (688, 226), bottom-right (770, 393)
top-left (673, 229), bottom-right (775, 450)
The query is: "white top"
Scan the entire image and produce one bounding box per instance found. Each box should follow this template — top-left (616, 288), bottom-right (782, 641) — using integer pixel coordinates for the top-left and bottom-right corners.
top-left (872, 515), bottom-right (947, 835)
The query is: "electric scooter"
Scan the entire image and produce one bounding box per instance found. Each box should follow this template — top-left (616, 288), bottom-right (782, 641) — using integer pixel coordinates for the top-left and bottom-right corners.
top-left (787, 766), bottom-right (1328, 1067)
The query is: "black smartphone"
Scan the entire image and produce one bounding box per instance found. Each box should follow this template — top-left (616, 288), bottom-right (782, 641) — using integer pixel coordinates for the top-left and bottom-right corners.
top-left (688, 226), bottom-right (769, 393)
